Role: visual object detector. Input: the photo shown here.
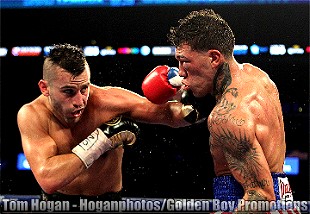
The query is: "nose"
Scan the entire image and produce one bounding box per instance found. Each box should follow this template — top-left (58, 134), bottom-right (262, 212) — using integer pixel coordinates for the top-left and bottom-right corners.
top-left (73, 92), bottom-right (85, 109)
top-left (73, 101), bottom-right (83, 109)
top-left (178, 66), bottom-right (187, 78)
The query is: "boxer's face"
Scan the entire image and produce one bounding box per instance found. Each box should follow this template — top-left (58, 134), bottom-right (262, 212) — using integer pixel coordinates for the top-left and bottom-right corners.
top-left (48, 67), bottom-right (91, 125)
top-left (175, 44), bottom-right (216, 97)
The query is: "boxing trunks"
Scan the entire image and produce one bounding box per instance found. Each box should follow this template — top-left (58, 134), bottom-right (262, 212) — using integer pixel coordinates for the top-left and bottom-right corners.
top-left (41, 189), bottom-right (122, 202)
top-left (213, 173), bottom-right (296, 212)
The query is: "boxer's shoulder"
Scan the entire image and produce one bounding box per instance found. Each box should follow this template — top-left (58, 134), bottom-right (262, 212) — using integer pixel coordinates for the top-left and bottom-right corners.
top-left (88, 86), bottom-right (138, 118)
top-left (18, 95), bottom-right (50, 120)
top-left (242, 63), bottom-right (274, 88)
top-left (91, 85), bottom-right (137, 96)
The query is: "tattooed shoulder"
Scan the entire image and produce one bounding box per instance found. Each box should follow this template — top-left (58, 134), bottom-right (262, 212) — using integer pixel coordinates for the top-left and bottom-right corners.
top-left (208, 88), bottom-right (246, 130)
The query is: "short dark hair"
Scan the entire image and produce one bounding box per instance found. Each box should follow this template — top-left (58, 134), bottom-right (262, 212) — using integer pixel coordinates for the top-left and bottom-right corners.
top-left (167, 9), bottom-right (235, 58)
top-left (46, 43), bottom-right (86, 76)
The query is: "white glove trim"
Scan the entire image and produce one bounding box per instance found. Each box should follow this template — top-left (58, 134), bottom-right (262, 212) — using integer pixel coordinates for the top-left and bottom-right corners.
top-left (72, 128), bottom-right (112, 168)
top-left (168, 75), bottom-right (184, 87)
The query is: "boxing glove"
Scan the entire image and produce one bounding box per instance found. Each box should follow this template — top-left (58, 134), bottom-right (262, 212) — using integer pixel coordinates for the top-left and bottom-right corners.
top-left (72, 116), bottom-right (140, 168)
top-left (101, 116), bottom-right (140, 148)
top-left (181, 90), bottom-right (209, 124)
top-left (142, 65), bottom-right (183, 104)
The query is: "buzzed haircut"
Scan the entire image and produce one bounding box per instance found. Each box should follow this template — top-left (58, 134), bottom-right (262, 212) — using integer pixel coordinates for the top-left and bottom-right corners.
top-left (167, 9), bottom-right (235, 58)
top-left (46, 43), bottom-right (86, 76)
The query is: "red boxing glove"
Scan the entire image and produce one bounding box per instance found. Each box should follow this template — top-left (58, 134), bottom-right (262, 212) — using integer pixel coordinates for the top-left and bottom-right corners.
top-left (142, 65), bottom-right (183, 104)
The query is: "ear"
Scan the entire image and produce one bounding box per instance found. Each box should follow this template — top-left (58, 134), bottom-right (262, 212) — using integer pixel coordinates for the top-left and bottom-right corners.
top-left (208, 50), bottom-right (225, 69)
top-left (38, 79), bottom-right (49, 96)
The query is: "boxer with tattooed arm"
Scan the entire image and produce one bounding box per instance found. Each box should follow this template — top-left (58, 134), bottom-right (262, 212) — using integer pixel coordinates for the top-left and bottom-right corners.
top-left (167, 9), bottom-right (297, 213)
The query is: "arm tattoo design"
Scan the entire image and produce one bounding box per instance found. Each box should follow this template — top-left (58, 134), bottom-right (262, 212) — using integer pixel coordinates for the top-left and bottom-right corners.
top-left (212, 128), bottom-right (270, 191)
top-left (209, 88), bottom-right (245, 127)
top-left (209, 88), bottom-right (270, 191)
top-left (240, 190), bottom-right (268, 213)
top-left (246, 190), bottom-right (268, 200)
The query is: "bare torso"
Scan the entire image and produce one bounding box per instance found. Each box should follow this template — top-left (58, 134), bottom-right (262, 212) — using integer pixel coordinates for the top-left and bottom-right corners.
top-left (21, 86), bottom-right (131, 195)
top-left (208, 63), bottom-right (286, 176)
top-left (47, 115), bottom-right (124, 195)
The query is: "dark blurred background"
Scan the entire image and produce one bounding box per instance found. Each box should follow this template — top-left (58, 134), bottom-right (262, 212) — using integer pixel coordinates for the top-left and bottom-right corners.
top-left (1, 1), bottom-right (309, 201)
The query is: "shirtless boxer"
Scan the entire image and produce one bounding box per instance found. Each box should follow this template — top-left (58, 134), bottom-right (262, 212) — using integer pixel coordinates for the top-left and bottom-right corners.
top-left (164, 9), bottom-right (296, 212)
top-left (17, 43), bottom-right (198, 206)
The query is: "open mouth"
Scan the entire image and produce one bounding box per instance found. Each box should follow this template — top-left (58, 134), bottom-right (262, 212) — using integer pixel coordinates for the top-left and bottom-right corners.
top-left (72, 109), bottom-right (83, 118)
top-left (181, 84), bottom-right (190, 91)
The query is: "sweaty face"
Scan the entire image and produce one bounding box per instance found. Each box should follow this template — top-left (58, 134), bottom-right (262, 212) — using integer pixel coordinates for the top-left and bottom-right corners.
top-left (48, 67), bottom-right (90, 125)
top-left (175, 44), bottom-right (216, 97)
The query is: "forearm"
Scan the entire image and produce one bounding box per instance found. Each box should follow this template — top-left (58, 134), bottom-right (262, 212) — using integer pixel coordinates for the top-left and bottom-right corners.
top-left (232, 167), bottom-right (276, 212)
top-left (34, 153), bottom-right (85, 194)
top-left (166, 101), bottom-right (193, 128)
top-left (228, 160), bottom-right (275, 198)
top-left (233, 158), bottom-right (276, 201)
top-left (127, 99), bottom-right (190, 128)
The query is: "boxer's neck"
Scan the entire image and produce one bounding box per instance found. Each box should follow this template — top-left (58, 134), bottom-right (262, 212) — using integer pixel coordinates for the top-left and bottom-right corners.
top-left (212, 62), bottom-right (232, 102)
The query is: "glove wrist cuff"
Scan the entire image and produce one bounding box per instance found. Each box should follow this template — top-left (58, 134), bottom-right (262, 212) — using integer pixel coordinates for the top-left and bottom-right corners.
top-left (181, 105), bottom-right (199, 124)
top-left (72, 128), bottom-right (112, 168)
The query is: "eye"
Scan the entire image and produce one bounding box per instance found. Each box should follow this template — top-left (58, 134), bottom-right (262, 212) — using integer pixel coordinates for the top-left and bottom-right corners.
top-left (80, 86), bottom-right (89, 95)
top-left (63, 89), bottom-right (76, 96)
top-left (181, 58), bottom-right (190, 64)
top-left (80, 88), bottom-right (87, 95)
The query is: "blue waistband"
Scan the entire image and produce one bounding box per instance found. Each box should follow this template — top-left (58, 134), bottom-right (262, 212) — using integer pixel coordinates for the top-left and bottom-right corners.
top-left (213, 172), bottom-right (287, 203)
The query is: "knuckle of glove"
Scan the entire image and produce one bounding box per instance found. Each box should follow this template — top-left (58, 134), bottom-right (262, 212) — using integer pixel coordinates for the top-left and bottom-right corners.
top-left (142, 65), bottom-right (181, 104)
top-left (110, 131), bottom-right (137, 147)
top-left (181, 90), bottom-right (196, 105)
top-left (102, 116), bottom-right (140, 147)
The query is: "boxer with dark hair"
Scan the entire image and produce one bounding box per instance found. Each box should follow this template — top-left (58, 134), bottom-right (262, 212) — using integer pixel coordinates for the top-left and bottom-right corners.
top-left (17, 43), bottom-right (194, 205)
top-left (164, 9), bottom-right (297, 212)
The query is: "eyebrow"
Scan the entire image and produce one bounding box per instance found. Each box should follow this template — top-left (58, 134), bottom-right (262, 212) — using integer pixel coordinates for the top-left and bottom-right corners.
top-left (60, 82), bottom-right (89, 90)
top-left (60, 85), bottom-right (76, 90)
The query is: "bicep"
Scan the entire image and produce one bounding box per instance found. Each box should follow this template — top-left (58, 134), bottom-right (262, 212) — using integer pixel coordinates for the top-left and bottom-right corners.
top-left (18, 108), bottom-right (58, 174)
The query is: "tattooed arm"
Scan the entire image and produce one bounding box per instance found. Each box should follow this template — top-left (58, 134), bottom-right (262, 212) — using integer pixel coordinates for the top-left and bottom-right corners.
top-left (220, 128), bottom-right (275, 211)
top-left (209, 88), bottom-right (276, 211)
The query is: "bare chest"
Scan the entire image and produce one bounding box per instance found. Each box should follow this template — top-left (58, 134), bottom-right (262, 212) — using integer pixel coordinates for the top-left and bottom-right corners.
top-left (48, 121), bottom-right (97, 154)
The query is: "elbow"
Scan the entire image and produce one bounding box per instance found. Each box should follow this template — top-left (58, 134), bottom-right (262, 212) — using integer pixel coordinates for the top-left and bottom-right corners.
top-left (35, 168), bottom-right (62, 194)
top-left (37, 177), bottom-right (61, 194)
top-left (40, 185), bottom-right (57, 195)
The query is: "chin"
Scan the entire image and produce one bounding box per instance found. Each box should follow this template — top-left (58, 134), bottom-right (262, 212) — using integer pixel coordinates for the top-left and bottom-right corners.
top-left (192, 90), bottom-right (202, 98)
top-left (196, 91), bottom-right (210, 98)
top-left (66, 117), bottom-right (80, 124)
